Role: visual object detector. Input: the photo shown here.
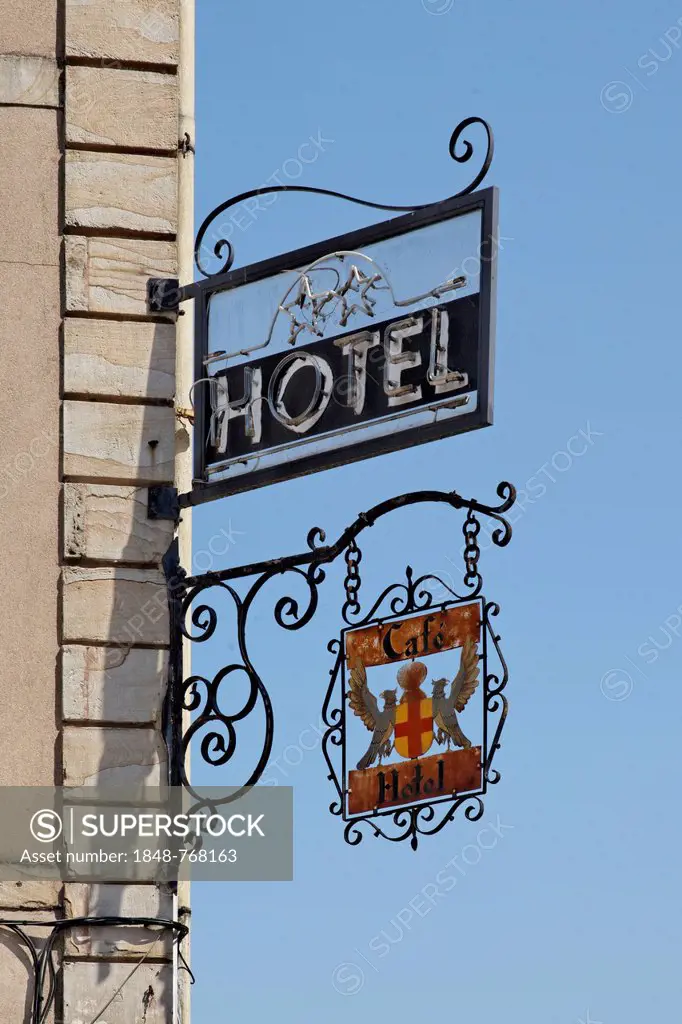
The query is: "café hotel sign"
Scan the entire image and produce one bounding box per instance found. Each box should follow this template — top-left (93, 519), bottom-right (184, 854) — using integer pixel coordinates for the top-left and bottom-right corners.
top-left (344, 602), bottom-right (483, 818)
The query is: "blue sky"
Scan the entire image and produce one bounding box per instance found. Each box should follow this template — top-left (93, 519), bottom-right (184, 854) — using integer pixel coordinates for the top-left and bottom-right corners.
top-left (189, 2), bottom-right (682, 1021)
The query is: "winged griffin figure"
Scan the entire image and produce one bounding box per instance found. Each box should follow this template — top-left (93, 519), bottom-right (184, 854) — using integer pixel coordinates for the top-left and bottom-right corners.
top-left (347, 660), bottom-right (397, 770)
top-left (348, 641), bottom-right (480, 770)
top-left (432, 639), bottom-right (480, 749)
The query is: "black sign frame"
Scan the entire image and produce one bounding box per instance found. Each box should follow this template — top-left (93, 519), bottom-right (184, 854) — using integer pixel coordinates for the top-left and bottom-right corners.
top-left (189, 187), bottom-right (497, 503)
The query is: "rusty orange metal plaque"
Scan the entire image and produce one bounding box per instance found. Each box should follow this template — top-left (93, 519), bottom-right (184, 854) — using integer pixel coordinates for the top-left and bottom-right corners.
top-left (348, 746), bottom-right (482, 816)
top-left (345, 603), bottom-right (480, 669)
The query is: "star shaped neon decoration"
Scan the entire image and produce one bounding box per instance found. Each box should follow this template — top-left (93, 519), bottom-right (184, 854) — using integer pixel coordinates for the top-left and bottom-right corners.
top-left (277, 264), bottom-right (386, 344)
top-left (278, 273), bottom-right (339, 344)
top-left (336, 265), bottom-right (383, 327)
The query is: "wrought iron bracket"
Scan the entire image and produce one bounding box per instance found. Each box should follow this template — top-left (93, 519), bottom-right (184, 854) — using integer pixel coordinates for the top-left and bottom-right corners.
top-left (163, 481), bottom-right (515, 847)
top-left (0, 915), bottom-right (189, 1024)
top-left (148, 484), bottom-right (181, 522)
top-left (147, 276), bottom-right (184, 313)
top-left (191, 116), bottom-right (493, 280)
top-left (146, 115), bottom-right (494, 315)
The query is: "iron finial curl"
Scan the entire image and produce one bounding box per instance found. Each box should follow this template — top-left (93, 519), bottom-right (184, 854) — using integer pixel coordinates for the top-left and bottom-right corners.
top-left (193, 116), bottom-right (495, 278)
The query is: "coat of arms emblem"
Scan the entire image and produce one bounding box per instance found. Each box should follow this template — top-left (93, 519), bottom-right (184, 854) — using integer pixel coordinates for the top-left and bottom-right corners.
top-left (349, 640), bottom-right (480, 768)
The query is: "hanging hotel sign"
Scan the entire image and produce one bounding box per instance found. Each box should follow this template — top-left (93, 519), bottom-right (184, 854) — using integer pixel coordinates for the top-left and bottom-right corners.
top-left (165, 484), bottom-right (513, 850)
top-left (319, 545), bottom-right (509, 849)
top-left (150, 118), bottom-right (498, 506)
top-left (344, 603), bottom-right (483, 817)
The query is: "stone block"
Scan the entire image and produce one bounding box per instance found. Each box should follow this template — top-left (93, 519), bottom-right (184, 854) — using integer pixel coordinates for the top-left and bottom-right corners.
top-left (0, 913), bottom-right (55, 1022)
top-left (62, 727), bottom-right (167, 786)
top-left (0, 881), bottom-right (61, 910)
top-left (0, 55), bottom-right (59, 106)
top-left (63, 401), bottom-right (175, 483)
top-left (2, 0), bottom-right (59, 57)
top-left (63, 483), bottom-right (174, 563)
top-left (64, 235), bottom-right (176, 316)
top-left (0, 262), bottom-right (60, 787)
top-left (65, 151), bottom-right (177, 233)
top-left (63, 960), bottom-right (172, 1023)
top-left (65, 0), bottom-right (179, 64)
top-left (66, 66), bottom-right (177, 149)
top-left (62, 645), bottom-right (166, 724)
top-left (62, 566), bottom-right (169, 645)
top-left (0, 107), bottom-right (59, 267)
top-left (64, 883), bottom-right (174, 957)
top-left (63, 318), bottom-right (175, 400)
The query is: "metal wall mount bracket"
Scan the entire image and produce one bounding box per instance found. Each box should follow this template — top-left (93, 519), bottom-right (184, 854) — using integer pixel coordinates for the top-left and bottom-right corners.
top-left (147, 277), bottom-right (182, 313)
top-left (147, 116), bottom-right (493, 311)
top-left (148, 485), bottom-right (181, 522)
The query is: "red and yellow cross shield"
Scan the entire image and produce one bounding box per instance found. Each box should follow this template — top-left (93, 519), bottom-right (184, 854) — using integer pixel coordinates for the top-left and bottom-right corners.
top-left (394, 696), bottom-right (433, 759)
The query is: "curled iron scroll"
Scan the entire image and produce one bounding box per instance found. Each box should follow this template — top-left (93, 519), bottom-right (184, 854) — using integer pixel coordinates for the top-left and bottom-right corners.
top-left (176, 564), bottom-right (323, 808)
top-left (194, 116), bottom-right (495, 277)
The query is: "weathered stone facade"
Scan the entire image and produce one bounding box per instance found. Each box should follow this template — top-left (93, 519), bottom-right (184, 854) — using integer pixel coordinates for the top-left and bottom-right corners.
top-left (0, 0), bottom-right (191, 1017)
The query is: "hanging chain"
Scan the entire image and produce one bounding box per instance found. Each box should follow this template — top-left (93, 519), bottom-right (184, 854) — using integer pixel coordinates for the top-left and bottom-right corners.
top-left (343, 540), bottom-right (363, 620)
top-left (463, 508), bottom-right (482, 590)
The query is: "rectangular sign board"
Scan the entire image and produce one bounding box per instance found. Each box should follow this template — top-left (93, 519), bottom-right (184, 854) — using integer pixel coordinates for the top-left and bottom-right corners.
top-left (345, 603), bottom-right (481, 668)
top-left (192, 188), bottom-right (497, 500)
top-left (342, 599), bottom-right (485, 819)
top-left (347, 747), bottom-right (481, 816)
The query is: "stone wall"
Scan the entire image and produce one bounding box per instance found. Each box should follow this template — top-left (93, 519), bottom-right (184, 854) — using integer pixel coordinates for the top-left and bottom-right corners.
top-left (0, 0), bottom-right (188, 1019)
top-left (0, 2), bottom-right (63, 1017)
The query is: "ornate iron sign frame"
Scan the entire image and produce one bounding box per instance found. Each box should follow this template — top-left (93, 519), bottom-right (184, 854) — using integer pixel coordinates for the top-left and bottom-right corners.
top-left (327, 593), bottom-right (505, 849)
top-left (162, 482), bottom-right (514, 848)
top-left (149, 116), bottom-right (497, 510)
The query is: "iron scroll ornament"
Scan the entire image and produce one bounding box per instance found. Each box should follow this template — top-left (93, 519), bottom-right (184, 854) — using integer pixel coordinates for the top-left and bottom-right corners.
top-left (164, 482), bottom-right (514, 848)
top-left (194, 116), bottom-right (494, 277)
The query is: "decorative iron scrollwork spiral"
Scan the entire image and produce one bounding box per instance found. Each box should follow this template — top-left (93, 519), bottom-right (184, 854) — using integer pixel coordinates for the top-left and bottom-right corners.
top-left (172, 565), bottom-right (326, 806)
top-left (193, 116), bottom-right (495, 277)
top-left (483, 600), bottom-right (509, 786)
top-left (343, 795), bottom-right (485, 851)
